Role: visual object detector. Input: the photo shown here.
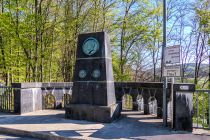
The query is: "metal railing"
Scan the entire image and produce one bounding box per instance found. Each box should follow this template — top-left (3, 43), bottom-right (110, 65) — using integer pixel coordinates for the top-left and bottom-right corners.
top-left (121, 87), bottom-right (165, 117)
top-left (193, 90), bottom-right (210, 129)
top-left (0, 86), bottom-right (14, 113)
top-left (63, 93), bottom-right (72, 108)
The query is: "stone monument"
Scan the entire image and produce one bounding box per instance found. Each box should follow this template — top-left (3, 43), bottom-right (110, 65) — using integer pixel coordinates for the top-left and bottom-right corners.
top-left (65, 32), bottom-right (121, 123)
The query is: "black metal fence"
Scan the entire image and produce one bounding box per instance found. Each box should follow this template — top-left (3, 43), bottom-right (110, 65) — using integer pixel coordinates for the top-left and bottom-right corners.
top-left (193, 90), bottom-right (210, 129)
top-left (117, 86), bottom-right (171, 119)
top-left (63, 93), bottom-right (72, 108)
top-left (0, 86), bottom-right (14, 113)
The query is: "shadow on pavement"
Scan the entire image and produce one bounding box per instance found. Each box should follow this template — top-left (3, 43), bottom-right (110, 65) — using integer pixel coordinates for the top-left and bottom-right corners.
top-left (0, 110), bottom-right (209, 140)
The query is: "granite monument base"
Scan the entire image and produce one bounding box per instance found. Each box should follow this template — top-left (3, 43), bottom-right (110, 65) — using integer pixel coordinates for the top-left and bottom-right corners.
top-left (65, 103), bottom-right (121, 123)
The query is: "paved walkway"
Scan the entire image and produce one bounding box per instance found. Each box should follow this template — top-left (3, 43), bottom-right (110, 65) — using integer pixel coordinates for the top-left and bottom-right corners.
top-left (0, 110), bottom-right (209, 140)
top-left (0, 133), bottom-right (39, 140)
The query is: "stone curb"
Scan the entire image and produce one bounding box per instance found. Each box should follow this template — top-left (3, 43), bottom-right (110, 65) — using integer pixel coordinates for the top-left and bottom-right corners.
top-left (0, 126), bottom-right (85, 140)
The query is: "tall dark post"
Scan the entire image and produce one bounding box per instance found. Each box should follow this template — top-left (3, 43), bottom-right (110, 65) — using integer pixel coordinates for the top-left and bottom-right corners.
top-left (208, 46), bottom-right (210, 90)
top-left (208, 47), bottom-right (210, 128)
top-left (162, 0), bottom-right (167, 127)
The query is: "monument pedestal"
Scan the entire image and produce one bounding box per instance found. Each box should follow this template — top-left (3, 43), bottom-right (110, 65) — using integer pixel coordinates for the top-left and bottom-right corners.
top-left (65, 32), bottom-right (121, 123)
top-left (65, 103), bottom-right (121, 123)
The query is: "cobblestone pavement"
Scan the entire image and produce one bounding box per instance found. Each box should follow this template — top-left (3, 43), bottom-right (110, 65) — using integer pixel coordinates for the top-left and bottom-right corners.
top-left (0, 110), bottom-right (209, 140)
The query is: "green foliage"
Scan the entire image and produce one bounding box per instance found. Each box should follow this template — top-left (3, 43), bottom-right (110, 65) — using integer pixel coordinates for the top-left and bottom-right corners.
top-left (122, 94), bottom-right (133, 110)
top-left (196, 1), bottom-right (210, 33)
top-left (112, 52), bottom-right (132, 81)
top-left (0, 0), bottom-right (118, 83)
top-left (0, 0), bottom-right (209, 85)
top-left (193, 92), bottom-right (209, 128)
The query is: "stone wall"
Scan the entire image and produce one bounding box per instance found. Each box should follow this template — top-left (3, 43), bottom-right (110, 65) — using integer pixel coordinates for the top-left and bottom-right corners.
top-left (12, 83), bottom-right (42, 114)
top-left (12, 82), bottom-right (169, 114)
top-left (12, 82), bottom-right (72, 114)
top-left (11, 82), bottom-right (195, 131)
top-left (41, 82), bottom-right (72, 109)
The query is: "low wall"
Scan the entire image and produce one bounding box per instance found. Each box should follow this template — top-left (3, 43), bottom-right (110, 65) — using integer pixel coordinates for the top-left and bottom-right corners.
top-left (12, 82), bottom-right (171, 116)
top-left (115, 82), bottom-right (172, 117)
top-left (42, 83), bottom-right (72, 109)
top-left (12, 82), bottom-right (73, 114)
top-left (11, 82), bottom-right (195, 131)
top-left (12, 83), bottom-right (42, 114)
top-left (11, 82), bottom-right (191, 115)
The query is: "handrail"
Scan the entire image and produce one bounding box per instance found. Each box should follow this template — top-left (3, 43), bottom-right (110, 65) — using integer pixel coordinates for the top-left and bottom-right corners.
top-left (195, 89), bottom-right (210, 93)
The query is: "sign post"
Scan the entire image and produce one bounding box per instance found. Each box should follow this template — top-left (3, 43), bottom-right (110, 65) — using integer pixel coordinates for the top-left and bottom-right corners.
top-left (162, 0), bottom-right (167, 127)
top-left (163, 45), bottom-right (181, 128)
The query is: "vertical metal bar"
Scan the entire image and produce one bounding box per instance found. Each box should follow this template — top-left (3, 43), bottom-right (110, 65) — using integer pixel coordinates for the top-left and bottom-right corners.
top-left (65, 94), bottom-right (67, 107)
top-left (64, 94), bottom-right (66, 108)
top-left (7, 88), bottom-right (9, 111)
top-left (1, 88), bottom-right (2, 111)
top-left (1, 88), bottom-right (2, 110)
top-left (0, 88), bottom-right (1, 111)
top-left (3, 91), bottom-right (5, 111)
top-left (202, 92), bottom-right (205, 128)
top-left (4, 87), bottom-right (6, 111)
top-left (12, 88), bottom-right (14, 112)
top-left (7, 87), bottom-right (9, 112)
top-left (2, 87), bottom-right (4, 111)
top-left (9, 87), bottom-right (11, 112)
top-left (6, 87), bottom-right (8, 111)
top-left (161, 0), bottom-right (167, 78)
top-left (162, 0), bottom-right (167, 127)
top-left (171, 77), bottom-right (174, 128)
top-left (5, 88), bottom-right (7, 111)
top-left (7, 87), bottom-right (8, 111)
top-left (10, 87), bottom-right (11, 111)
top-left (2, 88), bottom-right (3, 111)
top-left (10, 88), bottom-right (12, 112)
top-left (208, 91), bottom-right (210, 129)
top-left (163, 78), bottom-right (168, 126)
top-left (197, 92), bottom-right (199, 128)
top-left (208, 47), bottom-right (210, 129)
top-left (5, 87), bottom-right (7, 111)
top-left (10, 87), bottom-right (12, 111)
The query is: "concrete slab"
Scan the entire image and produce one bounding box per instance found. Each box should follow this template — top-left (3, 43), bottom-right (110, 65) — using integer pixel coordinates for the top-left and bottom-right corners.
top-left (0, 110), bottom-right (209, 140)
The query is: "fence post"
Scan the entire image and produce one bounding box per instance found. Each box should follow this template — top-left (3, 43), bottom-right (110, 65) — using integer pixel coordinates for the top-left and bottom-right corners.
top-left (209, 91), bottom-right (210, 129)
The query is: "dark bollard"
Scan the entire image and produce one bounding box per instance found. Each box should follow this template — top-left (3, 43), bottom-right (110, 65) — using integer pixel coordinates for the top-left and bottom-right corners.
top-left (173, 84), bottom-right (195, 131)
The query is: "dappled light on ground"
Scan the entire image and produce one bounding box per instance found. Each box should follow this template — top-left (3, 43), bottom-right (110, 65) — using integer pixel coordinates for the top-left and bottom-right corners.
top-left (0, 110), bottom-right (209, 140)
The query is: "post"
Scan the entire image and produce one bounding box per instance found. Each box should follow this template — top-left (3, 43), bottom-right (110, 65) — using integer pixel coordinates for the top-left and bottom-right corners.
top-left (171, 77), bottom-right (174, 128)
top-left (163, 78), bottom-right (167, 126)
top-left (162, 0), bottom-right (167, 127)
top-left (208, 91), bottom-right (210, 129)
top-left (209, 46), bottom-right (210, 129)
